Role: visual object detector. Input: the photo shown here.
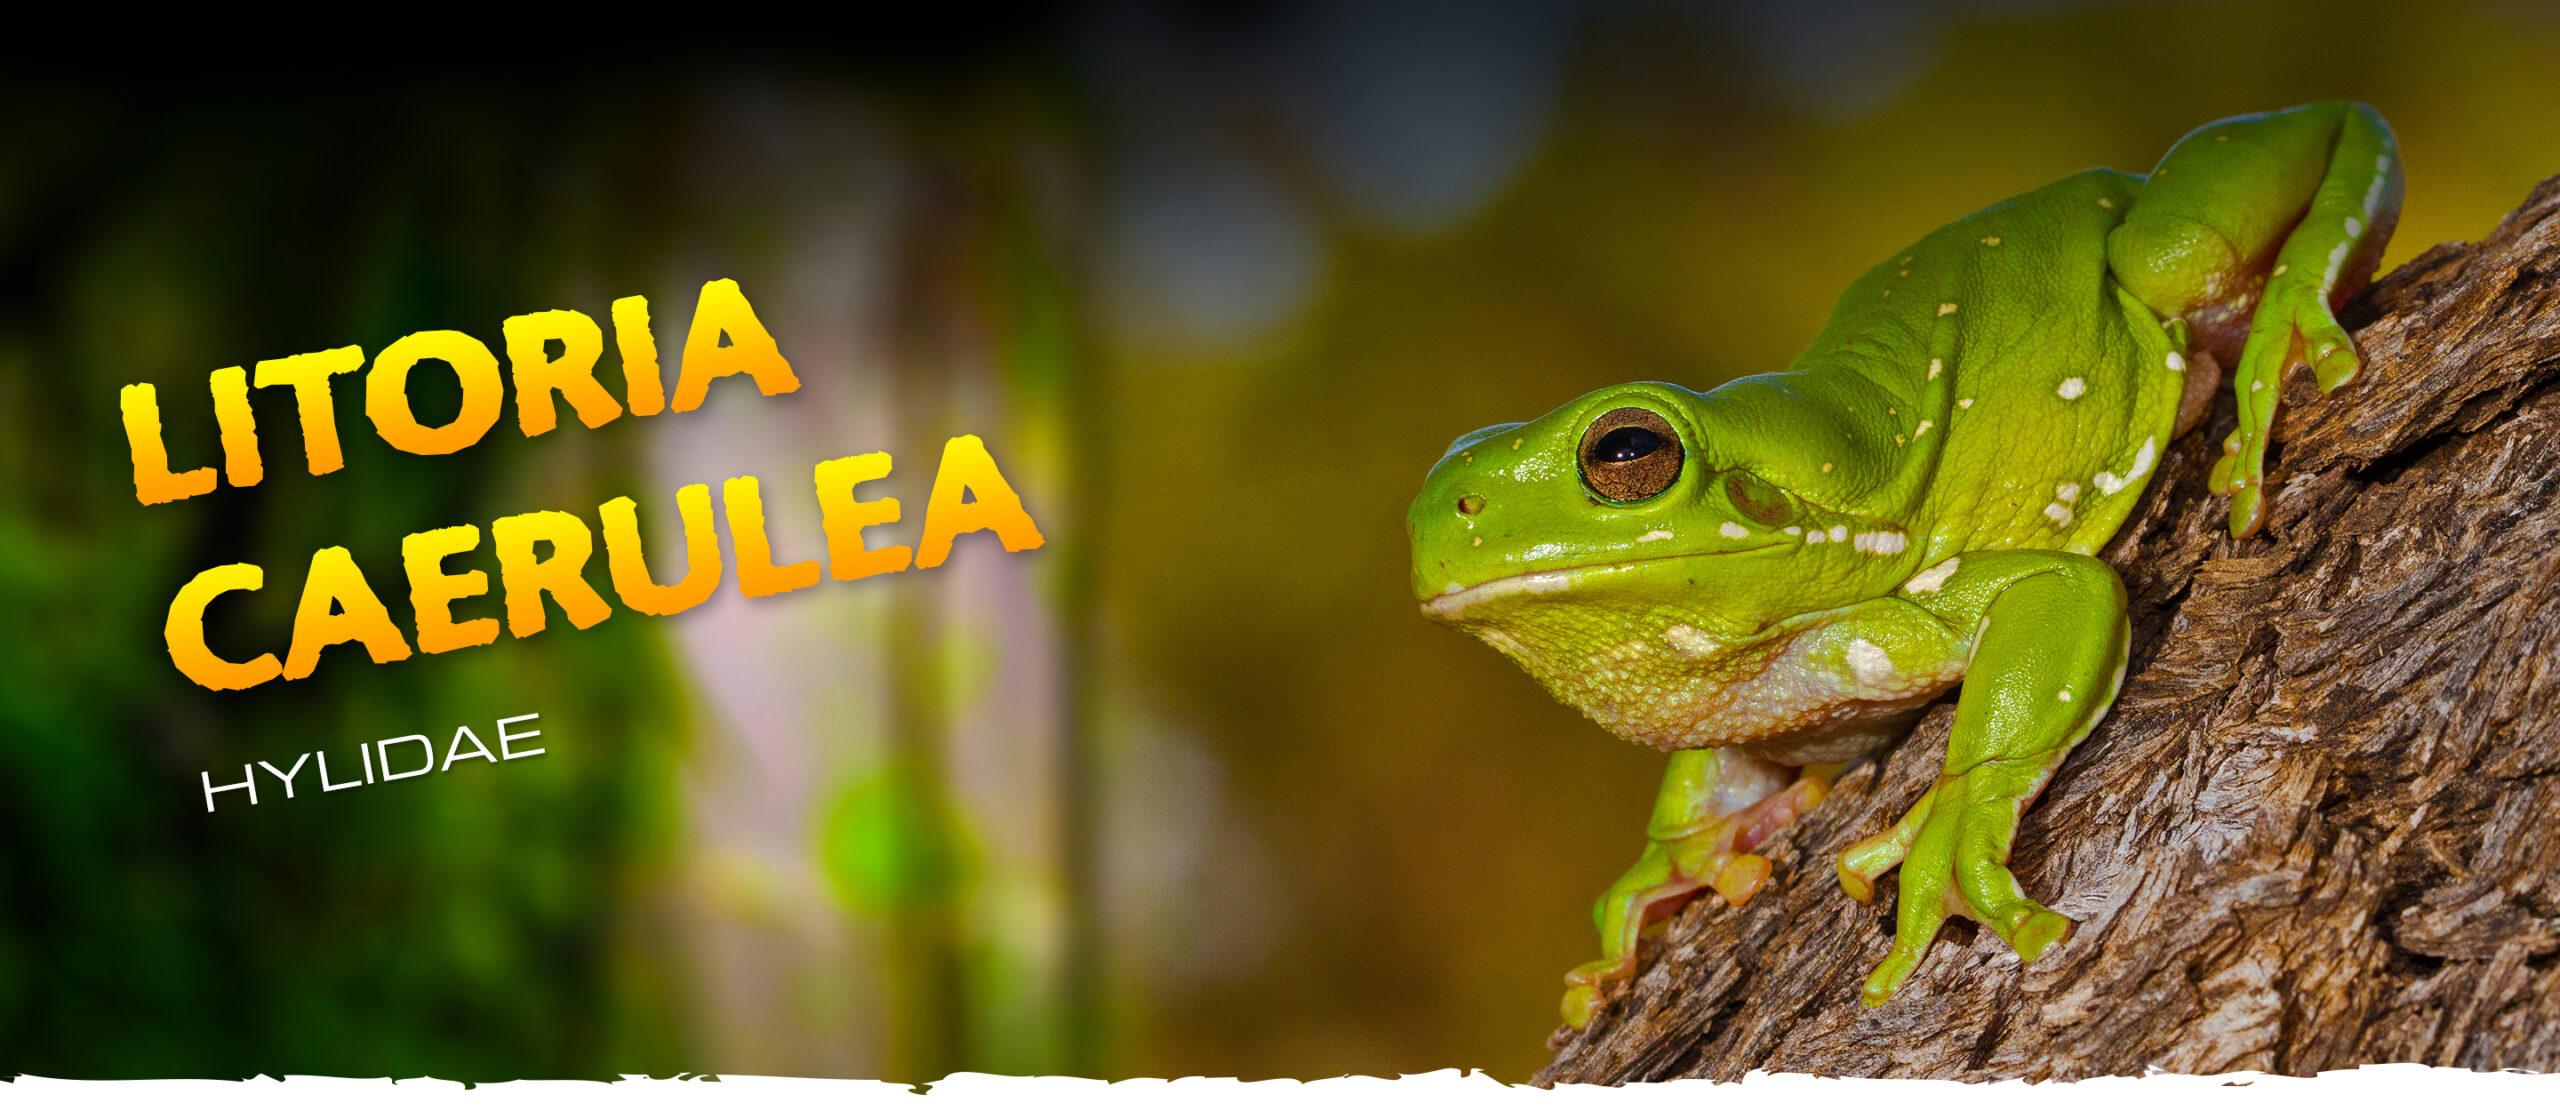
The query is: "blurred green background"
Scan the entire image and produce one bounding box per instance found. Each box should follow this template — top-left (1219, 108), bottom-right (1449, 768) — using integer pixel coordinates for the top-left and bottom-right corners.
top-left (2, 0), bottom-right (2555, 1083)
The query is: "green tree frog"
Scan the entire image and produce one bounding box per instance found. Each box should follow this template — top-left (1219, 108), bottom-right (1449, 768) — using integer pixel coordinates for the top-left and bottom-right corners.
top-left (1407, 103), bottom-right (2401, 1026)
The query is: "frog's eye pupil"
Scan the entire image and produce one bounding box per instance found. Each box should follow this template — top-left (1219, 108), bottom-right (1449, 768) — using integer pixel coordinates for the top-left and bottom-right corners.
top-left (1578, 406), bottom-right (1684, 503)
top-left (1594, 426), bottom-right (1661, 462)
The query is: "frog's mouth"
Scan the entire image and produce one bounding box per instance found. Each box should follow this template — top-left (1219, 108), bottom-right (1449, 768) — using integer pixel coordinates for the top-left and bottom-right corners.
top-left (1420, 546), bottom-right (1787, 621)
top-left (1420, 569), bottom-right (1578, 620)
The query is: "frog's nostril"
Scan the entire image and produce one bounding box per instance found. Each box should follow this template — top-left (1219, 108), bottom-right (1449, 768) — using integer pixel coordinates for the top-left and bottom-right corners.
top-left (1457, 494), bottom-right (1487, 516)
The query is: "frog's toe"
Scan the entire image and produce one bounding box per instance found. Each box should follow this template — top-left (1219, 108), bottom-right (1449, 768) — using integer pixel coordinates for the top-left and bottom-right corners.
top-left (2010, 908), bottom-right (2074, 963)
top-left (2208, 431), bottom-right (2243, 493)
top-left (1561, 983), bottom-right (1601, 1029)
top-left (1561, 954), bottom-right (1637, 1028)
top-left (1836, 782), bottom-right (1939, 905)
top-left (1837, 838), bottom-right (1902, 906)
top-left (1837, 861), bottom-right (1876, 905)
top-left (1709, 852), bottom-right (1773, 907)
top-left (1860, 953), bottom-right (1917, 1008)
top-left (2228, 484), bottom-right (2265, 539)
top-left (1969, 893), bottom-right (2078, 962)
top-left (2292, 306), bottom-right (2363, 393)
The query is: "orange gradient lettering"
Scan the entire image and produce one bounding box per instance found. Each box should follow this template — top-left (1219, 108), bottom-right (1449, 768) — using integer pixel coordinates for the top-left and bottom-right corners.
top-left (815, 452), bottom-right (912, 581)
top-left (723, 475), bottom-right (820, 599)
top-left (165, 563), bottom-right (282, 691)
top-left (611, 295), bottom-right (665, 417)
top-left (120, 383), bottom-right (217, 506)
top-left (256, 346), bottom-right (364, 475)
top-left (600, 484), bottom-right (722, 616)
top-left (671, 279), bottom-right (799, 412)
top-left (404, 524), bottom-right (498, 654)
top-left (916, 435), bottom-right (1045, 569)
top-left (491, 510), bottom-right (613, 638)
top-left (208, 366), bottom-right (262, 487)
top-left (368, 331), bottom-right (503, 456)
top-left (503, 309), bottom-right (621, 436)
top-left (284, 546), bottom-right (414, 680)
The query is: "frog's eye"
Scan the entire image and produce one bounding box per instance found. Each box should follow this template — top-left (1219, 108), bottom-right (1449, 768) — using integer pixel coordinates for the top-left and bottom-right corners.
top-left (1578, 406), bottom-right (1684, 503)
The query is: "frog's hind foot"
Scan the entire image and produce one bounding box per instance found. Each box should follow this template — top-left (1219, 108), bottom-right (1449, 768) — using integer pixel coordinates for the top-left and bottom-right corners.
top-left (2210, 105), bottom-right (2401, 539)
top-left (2115, 101), bottom-right (2400, 539)
top-left (2214, 276), bottom-right (2365, 537)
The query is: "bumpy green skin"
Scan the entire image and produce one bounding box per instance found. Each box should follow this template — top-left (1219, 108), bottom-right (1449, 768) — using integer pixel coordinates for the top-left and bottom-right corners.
top-left (1408, 103), bottom-right (2400, 1026)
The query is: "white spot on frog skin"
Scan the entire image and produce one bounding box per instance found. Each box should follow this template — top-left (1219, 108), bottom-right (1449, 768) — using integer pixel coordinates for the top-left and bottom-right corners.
top-left (1853, 531), bottom-right (1906, 554)
top-left (1957, 398), bottom-right (1975, 409)
top-left (1784, 526), bottom-right (1802, 535)
top-left (1719, 522), bottom-right (1749, 539)
top-left (2058, 689), bottom-right (2074, 702)
top-left (1847, 638), bottom-right (1897, 687)
top-left (2324, 239), bottom-right (2350, 286)
top-left (1928, 358), bottom-right (1943, 379)
top-left (2056, 482), bottom-right (2080, 503)
top-left (1913, 420), bottom-right (1933, 437)
top-left (1904, 557), bottom-right (1960, 594)
top-left (1981, 236), bottom-right (2001, 247)
top-left (2057, 377), bottom-right (2087, 400)
top-left (2126, 437), bottom-right (2158, 484)
top-left (1828, 524), bottom-right (1848, 542)
top-left (1639, 529), bottom-right (1676, 543)
top-left (1805, 529), bottom-right (1826, 544)
top-left (2274, 263), bottom-right (2289, 276)
top-left (2097, 196), bottom-right (2115, 209)
top-left (2253, 380), bottom-right (2265, 391)
top-left (2345, 216), bottom-right (2364, 239)
top-left (2044, 501), bottom-right (2075, 526)
top-left (1662, 624), bottom-right (1716, 658)
top-left (2167, 352), bottom-right (2186, 372)
top-left (2091, 440), bottom-right (2160, 499)
top-left (1938, 303), bottom-right (1958, 316)
top-left (1523, 542), bottom-right (1570, 561)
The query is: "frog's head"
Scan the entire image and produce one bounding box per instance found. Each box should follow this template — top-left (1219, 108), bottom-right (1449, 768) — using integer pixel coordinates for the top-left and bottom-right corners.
top-left (1409, 382), bottom-right (1822, 721)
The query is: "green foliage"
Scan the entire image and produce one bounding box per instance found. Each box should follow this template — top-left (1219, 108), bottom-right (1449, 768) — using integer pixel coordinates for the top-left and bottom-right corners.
top-left (0, 91), bottom-right (690, 1079)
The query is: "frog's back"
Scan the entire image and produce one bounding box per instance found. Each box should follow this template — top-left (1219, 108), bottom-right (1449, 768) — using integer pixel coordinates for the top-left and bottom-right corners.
top-left (1732, 168), bottom-right (2188, 567)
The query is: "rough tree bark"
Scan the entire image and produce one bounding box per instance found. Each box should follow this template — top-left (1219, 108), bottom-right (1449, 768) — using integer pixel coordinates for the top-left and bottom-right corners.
top-left (1537, 176), bottom-right (2560, 1083)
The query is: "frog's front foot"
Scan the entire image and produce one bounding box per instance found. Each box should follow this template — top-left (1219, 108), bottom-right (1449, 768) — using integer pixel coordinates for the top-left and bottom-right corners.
top-left (1836, 769), bottom-right (2074, 1007)
top-left (1562, 762), bottom-right (1830, 1028)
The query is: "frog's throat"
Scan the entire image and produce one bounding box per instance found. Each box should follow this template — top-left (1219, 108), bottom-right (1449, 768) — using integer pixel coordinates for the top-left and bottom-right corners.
top-left (1418, 548), bottom-right (1788, 621)
top-left (1422, 560), bottom-right (1962, 751)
